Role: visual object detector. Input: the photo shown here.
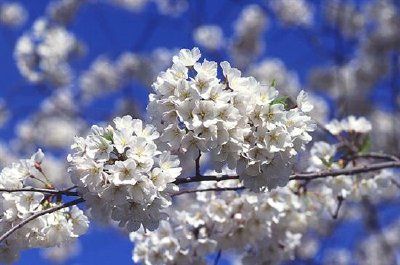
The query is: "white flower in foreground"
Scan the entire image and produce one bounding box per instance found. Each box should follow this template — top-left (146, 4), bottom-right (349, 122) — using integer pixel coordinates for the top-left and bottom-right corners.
top-left (149, 47), bottom-right (315, 191)
top-left (68, 115), bottom-right (182, 231)
top-left (0, 150), bottom-right (89, 264)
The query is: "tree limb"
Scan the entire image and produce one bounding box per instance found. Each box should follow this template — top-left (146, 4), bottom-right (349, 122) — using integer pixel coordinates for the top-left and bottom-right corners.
top-left (0, 188), bottom-right (79, 196)
top-left (172, 186), bottom-right (245, 197)
top-left (174, 160), bottom-right (400, 185)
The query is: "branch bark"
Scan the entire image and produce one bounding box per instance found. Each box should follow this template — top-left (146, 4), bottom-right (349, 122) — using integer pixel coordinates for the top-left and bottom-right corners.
top-left (0, 188), bottom-right (79, 196)
top-left (174, 160), bottom-right (400, 185)
top-left (172, 186), bottom-right (245, 196)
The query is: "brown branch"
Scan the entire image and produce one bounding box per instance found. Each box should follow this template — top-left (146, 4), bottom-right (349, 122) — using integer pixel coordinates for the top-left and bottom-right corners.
top-left (0, 188), bottom-right (79, 196)
top-left (0, 198), bottom-right (85, 244)
top-left (174, 161), bottom-right (400, 185)
top-left (172, 186), bottom-right (245, 197)
top-left (350, 153), bottom-right (400, 162)
top-left (289, 161), bottom-right (400, 181)
top-left (195, 151), bottom-right (201, 176)
top-left (174, 175), bottom-right (239, 185)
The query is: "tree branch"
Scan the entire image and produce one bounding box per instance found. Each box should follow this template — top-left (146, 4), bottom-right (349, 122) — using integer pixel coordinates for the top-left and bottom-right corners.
top-left (174, 160), bottom-right (400, 185)
top-left (172, 186), bottom-right (245, 197)
top-left (174, 174), bottom-right (239, 185)
top-left (289, 161), bottom-right (400, 181)
top-left (195, 151), bottom-right (201, 176)
top-left (349, 152), bottom-right (400, 162)
top-left (0, 188), bottom-right (79, 196)
top-left (0, 198), bottom-right (85, 244)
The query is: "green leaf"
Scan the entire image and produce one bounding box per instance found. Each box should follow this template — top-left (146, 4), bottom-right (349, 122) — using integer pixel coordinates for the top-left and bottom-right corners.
top-left (271, 79), bottom-right (277, 87)
top-left (359, 134), bottom-right (371, 154)
top-left (320, 157), bottom-right (333, 168)
top-left (270, 96), bottom-right (288, 106)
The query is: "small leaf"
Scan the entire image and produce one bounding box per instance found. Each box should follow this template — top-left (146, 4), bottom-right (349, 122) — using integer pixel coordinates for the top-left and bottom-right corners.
top-left (271, 96), bottom-right (288, 106)
top-left (320, 157), bottom-right (333, 168)
top-left (359, 134), bottom-right (371, 154)
top-left (271, 79), bottom-right (277, 87)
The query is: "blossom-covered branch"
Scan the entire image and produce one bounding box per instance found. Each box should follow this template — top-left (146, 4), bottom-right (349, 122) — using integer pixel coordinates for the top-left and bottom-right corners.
top-left (0, 197), bottom-right (85, 244)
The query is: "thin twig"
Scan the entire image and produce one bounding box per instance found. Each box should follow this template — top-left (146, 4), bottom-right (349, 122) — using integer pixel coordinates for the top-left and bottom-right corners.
top-left (0, 188), bottom-right (79, 196)
top-left (174, 175), bottom-right (239, 185)
top-left (350, 153), bottom-right (400, 162)
top-left (172, 186), bottom-right (245, 197)
top-left (391, 178), bottom-right (400, 189)
top-left (0, 198), bottom-right (85, 244)
top-left (289, 161), bottom-right (400, 181)
top-left (195, 151), bottom-right (201, 176)
top-left (332, 196), bottom-right (344, 219)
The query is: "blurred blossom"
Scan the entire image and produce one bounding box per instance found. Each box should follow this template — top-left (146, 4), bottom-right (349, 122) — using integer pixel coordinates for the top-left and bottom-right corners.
top-left (356, 235), bottom-right (396, 265)
top-left (323, 249), bottom-right (351, 265)
top-left (41, 88), bottom-right (78, 115)
top-left (325, 0), bottom-right (365, 38)
top-left (80, 56), bottom-right (121, 101)
top-left (111, 0), bottom-right (149, 12)
top-left (40, 154), bottom-right (74, 189)
top-left (13, 88), bottom-right (86, 151)
top-left (193, 25), bottom-right (224, 51)
top-left (41, 241), bottom-right (81, 264)
top-left (0, 99), bottom-right (10, 128)
top-left (308, 93), bottom-right (329, 123)
top-left (297, 237), bottom-right (319, 259)
top-left (230, 4), bottom-right (268, 68)
top-left (47, 0), bottom-right (86, 25)
top-left (248, 58), bottom-right (300, 96)
top-left (14, 18), bottom-right (83, 87)
top-left (17, 116), bottom-right (84, 149)
top-left (154, 0), bottom-right (188, 16)
top-left (370, 110), bottom-right (400, 152)
top-left (0, 142), bottom-right (18, 169)
top-left (270, 0), bottom-right (313, 27)
top-left (0, 2), bottom-right (27, 28)
top-left (80, 49), bottom-right (175, 102)
top-left (110, 0), bottom-right (188, 15)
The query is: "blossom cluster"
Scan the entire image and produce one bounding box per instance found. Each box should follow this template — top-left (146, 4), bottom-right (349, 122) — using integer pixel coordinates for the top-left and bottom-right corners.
top-left (68, 115), bottom-right (182, 231)
top-left (131, 168), bottom-right (314, 265)
top-left (14, 18), bottom-right (83, 87)
top-left (79, 49), bottom-right (175, 102)
top-left (148, 47), bottom-right (315, 191)
top-left (0, 150), bottom-right (89, 264)
top-left (307, 141), bottom-right (393, 201)
top-left (230, 5), bottom-right (267, 68)
top-left (15, 88), bottom-right (85, 150)
top-left (131, 122), bottom-right (398, 265)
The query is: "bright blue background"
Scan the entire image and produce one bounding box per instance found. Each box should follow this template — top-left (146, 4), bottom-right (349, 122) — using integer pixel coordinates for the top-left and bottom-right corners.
top-left (0, 0), bottom-right (398, 264)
